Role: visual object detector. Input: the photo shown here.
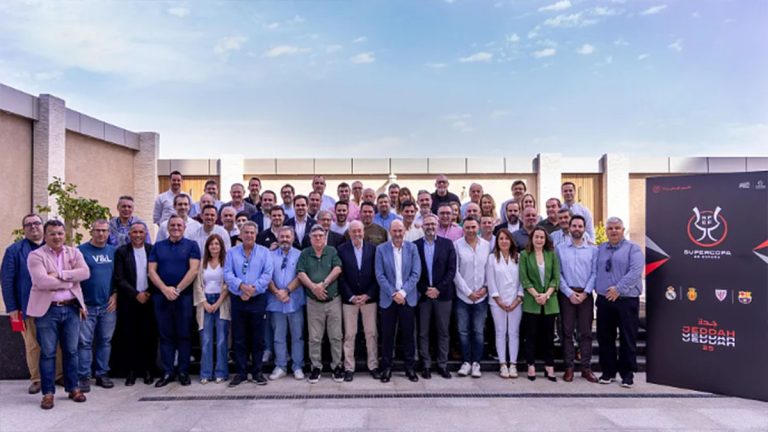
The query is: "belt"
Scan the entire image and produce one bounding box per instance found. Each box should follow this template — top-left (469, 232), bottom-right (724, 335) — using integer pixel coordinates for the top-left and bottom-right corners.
top-left (51, 299), bottom-right (78, 307)
top-left (571, 287), bottom-right (585, 293)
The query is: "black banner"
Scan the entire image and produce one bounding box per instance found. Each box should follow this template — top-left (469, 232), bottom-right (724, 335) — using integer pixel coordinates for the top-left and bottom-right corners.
top-left (646, 171), bottom-right (768, 401)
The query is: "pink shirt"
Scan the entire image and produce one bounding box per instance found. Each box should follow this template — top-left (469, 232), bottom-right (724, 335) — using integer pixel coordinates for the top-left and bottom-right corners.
top-left (437, 223), bottom-right (463, 241)
top-left (51, 249), bottom-right (76, 302)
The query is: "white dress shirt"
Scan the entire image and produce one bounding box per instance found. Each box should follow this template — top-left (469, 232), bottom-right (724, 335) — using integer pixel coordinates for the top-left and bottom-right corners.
top-left (453, 237), bottom-right (491, 304)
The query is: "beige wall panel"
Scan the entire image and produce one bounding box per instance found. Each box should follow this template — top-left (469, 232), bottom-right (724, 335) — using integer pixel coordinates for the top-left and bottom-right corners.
top-left (629, 175), bottom-right (647, 252)
top-left (562, 174), bottom-right (604, 225)
top-left (66, 132), bottom-right (135, 220)
top-left (158, 176), bottom-right (221, 203)
top-left (0, 110), bottom-right (33, 311)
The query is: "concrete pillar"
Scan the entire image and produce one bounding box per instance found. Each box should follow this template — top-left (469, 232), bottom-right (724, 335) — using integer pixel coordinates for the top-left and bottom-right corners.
top-left (602, 153), bottom-right (631, 235)
top-left (32, 94), bottom-right (66, 217)
top-left (220, 154), bottom-right (245, 192)
top-left (136, 132), bottom-right (159, 231)
top-left (536, 153), bottom-right (562, 215)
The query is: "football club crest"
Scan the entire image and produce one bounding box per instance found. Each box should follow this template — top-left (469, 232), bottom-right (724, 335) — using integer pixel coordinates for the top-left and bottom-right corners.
top-left (715, 289), bottom-right (727, 302)
top-left (738, 291), bottom-right (752, 305)
top-left (687, 287), bottom-right (698, 301)
top-left (665, 286), bottom-right (677, 301)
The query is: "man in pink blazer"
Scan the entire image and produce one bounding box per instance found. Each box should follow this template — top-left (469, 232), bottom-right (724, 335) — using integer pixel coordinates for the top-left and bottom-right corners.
top-left (27, 220), bottom-right (90, 410)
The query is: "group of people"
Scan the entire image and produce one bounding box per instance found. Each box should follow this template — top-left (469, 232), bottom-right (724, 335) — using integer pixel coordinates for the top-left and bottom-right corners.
top-left (1, 172), bottom-right (644, 410)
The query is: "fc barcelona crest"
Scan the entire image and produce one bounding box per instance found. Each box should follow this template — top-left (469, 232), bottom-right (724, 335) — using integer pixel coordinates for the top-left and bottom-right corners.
top-left (738, 291), bottom-right (752, 305)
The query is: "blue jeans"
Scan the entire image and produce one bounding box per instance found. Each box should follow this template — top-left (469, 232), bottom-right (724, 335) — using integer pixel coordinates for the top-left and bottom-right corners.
top-left (78, 305), bottom-right (117, 380)
top-left (35, 303), bottom-right (81, 395)
top-left (455, 299), bottom-right (488, 363)
top-left (200, 294), bottom-right (231, 380)
top-left (271, 309), bottom-right (304, 371)
top-left (264, 312), bottom-right (274, 354)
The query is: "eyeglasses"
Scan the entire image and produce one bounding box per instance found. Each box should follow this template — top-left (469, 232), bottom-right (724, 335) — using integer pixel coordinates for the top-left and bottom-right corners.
top-left (281, 255), bottom-right (288, 270)
top-left (605, 258), bottom-right (612, 272)
top-left (24, 221), bottom-right (42, 228)
top-left (242, 260), bottom-right (249, 275)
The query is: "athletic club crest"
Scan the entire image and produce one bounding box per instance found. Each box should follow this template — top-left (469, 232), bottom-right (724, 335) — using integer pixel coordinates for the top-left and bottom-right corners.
top-left (715, 289), bottom-right (727, 302)
top-left (738, 291), bottom-right (752, 305)
top-left (687, 287), bottom-right (698, 301)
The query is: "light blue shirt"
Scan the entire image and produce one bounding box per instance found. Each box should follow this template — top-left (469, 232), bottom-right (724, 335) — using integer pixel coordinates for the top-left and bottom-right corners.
top-left (424, 238), bottom-right (435, 286)
top-left (281, 204), bottom-right (296, 220)
top-left (373, 212), bottom-right (402, 230)
top-left (556, 240), bottom-right (598, 297)
top-left (224, 244), bottom-right (273, 296)
top-left (267, 247), bottom-right (305, 313)
top-left (595, 239), bottom-right (644, 298)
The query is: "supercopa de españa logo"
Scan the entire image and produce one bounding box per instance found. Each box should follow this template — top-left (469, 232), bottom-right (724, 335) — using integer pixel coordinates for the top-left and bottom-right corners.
top-left (684, 206), bottom-right (732, 260)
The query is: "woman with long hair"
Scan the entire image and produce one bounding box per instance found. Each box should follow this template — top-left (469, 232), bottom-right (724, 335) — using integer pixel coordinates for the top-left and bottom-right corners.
top-left (193, 234), bottom-right (231, 384)
top-left (397, 187), bottom-right (414, 214)
top-left (519, 226), bottom-right (560, 382)
top-left (485, 229), bottom-right (524, 378)
top-left (480, 193), bottom-right (498, 222)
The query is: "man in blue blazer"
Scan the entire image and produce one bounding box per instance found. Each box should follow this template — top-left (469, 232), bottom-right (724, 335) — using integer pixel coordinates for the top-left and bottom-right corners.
top-left (414, 214), bottom-right (457, 379)
top-left (284, 195), bottom-right (315, 250)
top-left (375, 220), bottom-right (421, 383)
top-left (337, 221), bottom-right (380, 382)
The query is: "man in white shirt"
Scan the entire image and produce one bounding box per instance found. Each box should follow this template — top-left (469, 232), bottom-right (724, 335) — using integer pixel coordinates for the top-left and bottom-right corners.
top-left (453, 216), bottom-right (491, 378)
top-left (156, 194), bottom-right (201, 242)
top-left (190, 205), bottom-right (232, 253)
top-left (401, 200), bottom-right (424, 242)
top-left (153, 170), bottom-right (182, 225)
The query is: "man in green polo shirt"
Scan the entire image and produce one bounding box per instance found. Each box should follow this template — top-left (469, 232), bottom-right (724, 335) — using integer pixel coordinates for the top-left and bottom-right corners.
top-left (297, 225), bottom-right (343, 384)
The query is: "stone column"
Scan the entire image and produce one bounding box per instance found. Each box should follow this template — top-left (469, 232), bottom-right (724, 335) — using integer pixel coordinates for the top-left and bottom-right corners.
top-left (220, 154), bottom-right (245, 192)
top-left (602, 153), bottom-right (631, 235)
top-left (536, 153), bottom-right (562, 215)
top-left (136, 132), bottom-right (159, 234)
top-left (32, 94), bottom-right (66, 217)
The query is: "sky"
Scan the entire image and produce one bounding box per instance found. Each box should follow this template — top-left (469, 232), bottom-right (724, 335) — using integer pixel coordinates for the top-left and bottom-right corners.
top-left (0, 0), bottom-right (766, 159)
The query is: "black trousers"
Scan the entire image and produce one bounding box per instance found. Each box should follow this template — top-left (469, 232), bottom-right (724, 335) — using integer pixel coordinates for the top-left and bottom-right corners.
top-left (596, 295), bottom-right (639, 380)
top-left (558, 292), bottom-right (594, 369)
top-left (118, 298), bottom-right (158, 376)
top-left (231, 295), bottom-right (267, 377)
top-left (380, 303), bottom-right (415, 371)
top-left (418, 299), bottom-right (452, 370)
top-left (523, 311), bottom-right (556, 367)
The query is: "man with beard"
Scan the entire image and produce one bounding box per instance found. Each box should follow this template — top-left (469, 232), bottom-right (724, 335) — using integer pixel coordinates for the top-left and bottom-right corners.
top-left (493, 201), bottom-right (521, 235)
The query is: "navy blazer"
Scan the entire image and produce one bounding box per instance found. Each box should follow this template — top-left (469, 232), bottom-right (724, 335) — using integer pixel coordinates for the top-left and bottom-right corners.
top-left (285, 217), bottom-right (316, 250)
top-left (375, 241), bottom-right (421, 308)
top-left (113, 243), bottom-right (157, 298)
top-left (336, 240), bottom-right (379, 304)
top-left (414, 237), bottom-right (457, 302)
top-left (327, 231), bottom-right (345, 249)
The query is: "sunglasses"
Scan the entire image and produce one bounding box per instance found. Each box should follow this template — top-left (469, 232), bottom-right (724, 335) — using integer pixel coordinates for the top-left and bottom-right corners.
top-left (605, 258), bottom-right (612, 272)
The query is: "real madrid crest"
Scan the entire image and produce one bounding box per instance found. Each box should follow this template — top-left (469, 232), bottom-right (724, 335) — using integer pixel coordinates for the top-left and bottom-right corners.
top-left (687, 287), bottom-right (697, 301)
top-left (665, 286), bottom-right (677, 301)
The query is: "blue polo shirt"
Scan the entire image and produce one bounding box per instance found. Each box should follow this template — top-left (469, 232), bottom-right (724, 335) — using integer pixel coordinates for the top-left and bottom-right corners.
top-left (149, 238), bottom-right (201, 295)
top-left (78, 242), bottom-right (117, 307)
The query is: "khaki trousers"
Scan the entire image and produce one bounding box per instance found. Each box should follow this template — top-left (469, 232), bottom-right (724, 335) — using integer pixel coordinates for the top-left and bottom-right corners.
top-left (23, 317), bottom-right (63, 382)
top-left (306, 297), bottom-right (343, 370)
top-left (342, 302), bottom-right (379, 372)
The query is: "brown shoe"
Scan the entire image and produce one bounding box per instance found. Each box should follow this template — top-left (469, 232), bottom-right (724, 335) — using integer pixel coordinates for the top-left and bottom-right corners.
top-left (68, 390), bottom-right (87, 403)
top-left (40, 394), bottom-right (54, 410)
top-left (562, 368), bottom-right (574, 382)
top-left (581, 369), bottom-right (598, 383)
top-left (28, 381), bottom-right (42, 394)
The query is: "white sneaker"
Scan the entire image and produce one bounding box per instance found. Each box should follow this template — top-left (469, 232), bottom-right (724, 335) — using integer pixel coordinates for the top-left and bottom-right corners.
top-left (269, 367), bottom-right (286, 381)
top-left (508, 365), bottom-right (518, 379)
top-left (457, 362), bottom-right (472, 377)
top-left (499, 365), bottom-right (510, 379)
top-left (262, 350), bottom-right (273, 363)
top-left (293, 369), bottom-right (305, 380)
top-left (471, 362), bottom-right (482, 378)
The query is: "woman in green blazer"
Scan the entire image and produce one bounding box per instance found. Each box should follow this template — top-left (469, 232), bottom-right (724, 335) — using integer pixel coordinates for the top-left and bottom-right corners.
top-left (519, 226), bottom-right (560, 382)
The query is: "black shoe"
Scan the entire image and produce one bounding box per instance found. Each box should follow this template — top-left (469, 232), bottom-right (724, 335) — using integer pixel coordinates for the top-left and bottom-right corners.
top-left (421, 369), bottom-right (432, 379)
top-left (178, 373), bottom-right (191, 386)
top-left (308, 368), bottom-right (321, 384)
top-left (332, 366), bottom-right (344, 383)
top-left (598, 375), bottom-right (615, 385)
top-left (78, 379), bottom-right (91, 393)
top-left (437, 367), bottom-right (452, 379)
top-left (545, 372), bottom-right (557, 383)
top-left (155, 375), bottom-right (175, 388)
top-left (380, 368), bottom-right (391, 383)
top-left (344, 371), bottom-right (354, 382)
top-left (229, 375), bottom-right (246, 387)
top-left (621, 376), bottom-right (634, 388)
top-left (406, 370), bottom-right (419, 382)
top-left (252, 373), bottom-right (267, 385)
top-left (369, 368), bottom-right (382, 380)
top-left (96, 376), bottom-right (114, 389)
top-left (143, 372), bottom-right (154, 385)
top-left (125, 372), bottom-right (136, 386)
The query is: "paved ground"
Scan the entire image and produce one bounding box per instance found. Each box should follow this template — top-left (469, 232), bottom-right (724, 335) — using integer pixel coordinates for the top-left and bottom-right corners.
top-left (1, 373), bottom-right (766, 431)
